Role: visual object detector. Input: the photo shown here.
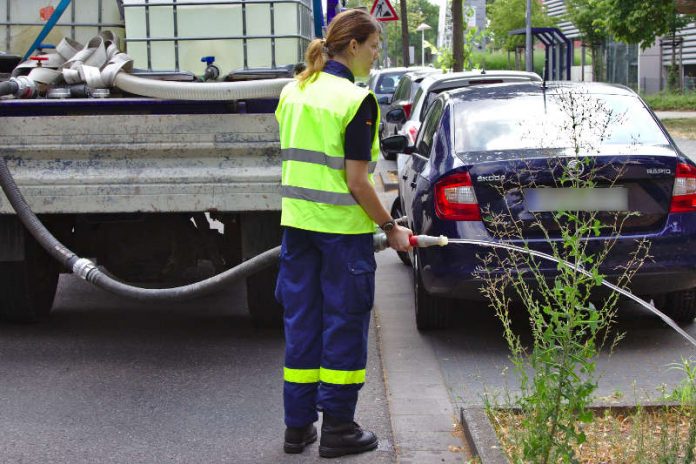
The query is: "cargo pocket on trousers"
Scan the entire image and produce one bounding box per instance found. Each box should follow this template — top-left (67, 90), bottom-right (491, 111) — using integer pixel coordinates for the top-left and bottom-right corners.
top-left (347, 260), bottom-right (376, 313)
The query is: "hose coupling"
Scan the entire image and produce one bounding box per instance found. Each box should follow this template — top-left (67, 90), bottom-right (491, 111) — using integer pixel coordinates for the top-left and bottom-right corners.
top-left (11, 76), bottom-right (38, 98)
top-left (72, 258), bottom-right (98, 281)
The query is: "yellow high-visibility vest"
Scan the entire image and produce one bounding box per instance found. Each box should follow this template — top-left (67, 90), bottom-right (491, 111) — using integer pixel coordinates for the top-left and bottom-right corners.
top-left (275, 72), bottom-right (380, 234)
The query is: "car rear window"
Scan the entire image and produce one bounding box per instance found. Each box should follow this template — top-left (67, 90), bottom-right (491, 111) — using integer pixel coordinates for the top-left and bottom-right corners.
top-left (454, 93), bottom-right (669, 152)
top-left (376, 72), bottom-right (403, 94)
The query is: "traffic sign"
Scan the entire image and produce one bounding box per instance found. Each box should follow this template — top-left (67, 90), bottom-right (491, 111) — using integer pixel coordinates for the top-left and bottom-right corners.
top-left (370, 0), bottom-right (398, 22)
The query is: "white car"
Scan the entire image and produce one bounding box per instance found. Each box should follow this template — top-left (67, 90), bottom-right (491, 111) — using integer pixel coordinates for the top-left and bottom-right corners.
top-left (395, 70), bottom-right (543, 145)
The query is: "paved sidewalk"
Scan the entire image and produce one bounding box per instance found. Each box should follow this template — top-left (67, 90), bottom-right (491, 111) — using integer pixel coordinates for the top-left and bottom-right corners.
top-left (655, 111), bottom-right (696, 119)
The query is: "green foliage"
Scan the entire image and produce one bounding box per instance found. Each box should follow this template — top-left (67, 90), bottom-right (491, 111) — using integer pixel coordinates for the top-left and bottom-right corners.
top-left (478, 88), bottom-right (650, 463)
top-left (603, 0), bottom-right (694, 50)
top-left (429, 6), bottom-right (486, 71)
top-left (565, 0), bottom-right (609, 47)
top-left (486, 0), bottom-right (556, 52)
top-left (565, 0), bottom-right (609, 81)
top-left (642, 92), bottom-right (696, 111)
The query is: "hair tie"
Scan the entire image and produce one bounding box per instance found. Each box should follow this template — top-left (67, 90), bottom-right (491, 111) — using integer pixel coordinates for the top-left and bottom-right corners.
top-left (321, 39), bottom-right (329, 54)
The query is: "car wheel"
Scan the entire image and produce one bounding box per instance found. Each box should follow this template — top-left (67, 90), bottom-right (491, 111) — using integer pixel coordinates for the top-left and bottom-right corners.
top-left (650, 289), bottom-right (696, 324)
top-left (413, 252), bottom-right (451, 331)
top-left (390, 197), bottom-right (410, 266)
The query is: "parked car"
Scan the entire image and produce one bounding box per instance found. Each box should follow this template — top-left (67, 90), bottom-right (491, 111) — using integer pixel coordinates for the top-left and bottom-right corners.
top-left (380, 68), bottom-right (441, 160)
top-left (382, 82), bottom-right (696, 330)
top-left (386, 70), bottom-right (541, 147)
top-left (366, 67), bottom-right (410, 107)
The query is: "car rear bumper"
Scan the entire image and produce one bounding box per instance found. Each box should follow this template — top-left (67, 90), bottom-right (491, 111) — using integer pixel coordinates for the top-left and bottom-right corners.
top-left (419, 212), bottom-right (696, 301)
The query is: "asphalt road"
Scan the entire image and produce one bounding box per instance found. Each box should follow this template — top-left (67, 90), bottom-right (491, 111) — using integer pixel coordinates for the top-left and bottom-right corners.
top-left (0, 277), bottom-right (394, 464)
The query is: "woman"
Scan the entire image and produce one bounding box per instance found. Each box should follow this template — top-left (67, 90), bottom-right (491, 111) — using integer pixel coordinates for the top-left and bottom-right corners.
top-left (274, 8), bottom-right (412, 459)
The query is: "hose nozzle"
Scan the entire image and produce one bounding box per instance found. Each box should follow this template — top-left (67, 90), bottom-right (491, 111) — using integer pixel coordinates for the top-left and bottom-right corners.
top-left (374, 233), bottom-right (449, 252)
top-left (409, 235), bottom-right (448, 248)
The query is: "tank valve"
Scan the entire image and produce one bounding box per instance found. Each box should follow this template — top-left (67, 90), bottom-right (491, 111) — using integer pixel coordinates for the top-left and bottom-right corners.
top-left (200, 56), bottom-right (220, 81)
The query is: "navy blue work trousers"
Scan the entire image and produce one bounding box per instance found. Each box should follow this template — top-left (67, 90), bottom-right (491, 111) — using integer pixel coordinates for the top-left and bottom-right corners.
top-left (275, 227), bottom-right (376, 428)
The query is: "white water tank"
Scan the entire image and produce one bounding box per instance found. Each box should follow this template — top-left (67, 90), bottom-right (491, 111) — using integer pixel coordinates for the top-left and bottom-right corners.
top-left (0, 0), bottom-right (125, 56)
top-left (122, 0), bottom-right (313, 76)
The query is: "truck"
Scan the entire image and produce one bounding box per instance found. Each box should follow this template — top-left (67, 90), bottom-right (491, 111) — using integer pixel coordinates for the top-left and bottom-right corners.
top-left (0, 0), bottom-right (322, 326)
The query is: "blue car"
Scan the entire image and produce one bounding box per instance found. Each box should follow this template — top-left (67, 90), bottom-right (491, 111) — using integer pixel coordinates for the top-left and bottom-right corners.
top-left (382, 82), bottom-right (696, 330)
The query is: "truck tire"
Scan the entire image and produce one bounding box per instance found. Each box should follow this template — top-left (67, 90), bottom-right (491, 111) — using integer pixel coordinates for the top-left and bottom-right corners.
top-left (413, 253), bottom-right (451, 331)
top-left (0, 226), bottom-right (60, 323)
top-left (241, 212), bottom-right (283, 328)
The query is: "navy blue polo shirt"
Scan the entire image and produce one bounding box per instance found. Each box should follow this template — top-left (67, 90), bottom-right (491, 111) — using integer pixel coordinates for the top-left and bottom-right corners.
top-left (323, 60), bottom-right (377, 161)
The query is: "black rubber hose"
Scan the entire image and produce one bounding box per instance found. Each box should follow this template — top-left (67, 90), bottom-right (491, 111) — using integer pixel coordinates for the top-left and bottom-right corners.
top-left (0, 80), bottom-right (18, 97)
top-left (0, 155), bottom-right (280, 301)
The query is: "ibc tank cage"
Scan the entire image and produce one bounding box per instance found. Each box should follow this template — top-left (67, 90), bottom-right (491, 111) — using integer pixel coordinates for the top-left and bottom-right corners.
top-left (0, 0), bottom-right (125, 57)
top-left (122, 0), bottom-right (314, 76)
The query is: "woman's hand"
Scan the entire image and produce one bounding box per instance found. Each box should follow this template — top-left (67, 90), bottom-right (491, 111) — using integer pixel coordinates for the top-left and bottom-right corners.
top-left (387, 224), bottom-right (412, 252)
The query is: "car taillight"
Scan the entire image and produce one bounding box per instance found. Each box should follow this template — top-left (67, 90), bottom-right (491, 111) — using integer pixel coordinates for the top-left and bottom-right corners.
top-left (407, 125), bottom-right (418, 145)
top-left (670, 162), bottom-right (696, 213)
top-left (434, 172), bottom-right (481, 221)
top-left (401, 102), bottom-right (412, 119)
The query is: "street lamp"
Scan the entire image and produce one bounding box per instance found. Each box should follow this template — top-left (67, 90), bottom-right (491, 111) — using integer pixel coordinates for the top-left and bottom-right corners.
top-left (415, 22), bottom-right (431, 67)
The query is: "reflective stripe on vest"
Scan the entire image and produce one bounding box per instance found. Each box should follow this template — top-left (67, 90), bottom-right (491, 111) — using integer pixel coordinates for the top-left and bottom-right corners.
top-left (276, 72), bottom-right (380, 234)
top-left (282, 148), bottom-right (377, 174)
top-left (281, 186), bottom-right (358, 206)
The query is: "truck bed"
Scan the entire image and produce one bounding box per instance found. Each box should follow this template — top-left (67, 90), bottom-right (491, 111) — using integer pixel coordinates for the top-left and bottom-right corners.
top-left (0, 98), bottom-right (281, 214)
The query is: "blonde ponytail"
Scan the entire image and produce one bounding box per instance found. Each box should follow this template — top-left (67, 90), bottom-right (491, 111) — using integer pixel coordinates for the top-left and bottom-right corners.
top-left (297, 10), bottom-right (380, 87)
top-left (297, 38), bottom-right (327, 87)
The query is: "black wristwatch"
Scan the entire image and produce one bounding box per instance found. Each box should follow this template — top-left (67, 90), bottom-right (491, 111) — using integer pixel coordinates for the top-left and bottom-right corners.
top-left (380, 219), bottom-right (396, 232)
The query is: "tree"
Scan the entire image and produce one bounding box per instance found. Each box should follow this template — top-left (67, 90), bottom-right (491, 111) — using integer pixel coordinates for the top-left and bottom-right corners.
top-left (452, 0), bottom-right (464, 71)
top-left (400, 0), bottom-right (410, 66)
top-left (604, 0), bottom-right (695, 90)
top-left (486, 0), bottom-right (555, 53)
top-left (565, 0), bottom-right (610, 81)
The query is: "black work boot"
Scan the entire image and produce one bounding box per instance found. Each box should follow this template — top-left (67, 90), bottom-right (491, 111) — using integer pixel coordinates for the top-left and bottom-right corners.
top-left (319, 415), bottom-right (378, 458)
top-left (284, 423), bottom-right (318, 454)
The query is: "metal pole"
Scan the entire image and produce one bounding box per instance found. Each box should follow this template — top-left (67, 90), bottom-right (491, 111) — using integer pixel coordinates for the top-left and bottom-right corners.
top-left (421, 29), bottom-right (425, 66)
top-left (525, 0), bottom-right (532, 72)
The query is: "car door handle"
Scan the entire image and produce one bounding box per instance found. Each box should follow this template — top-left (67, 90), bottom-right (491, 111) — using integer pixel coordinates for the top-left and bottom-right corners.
top-left (402, 174), bottom-right (408, 180)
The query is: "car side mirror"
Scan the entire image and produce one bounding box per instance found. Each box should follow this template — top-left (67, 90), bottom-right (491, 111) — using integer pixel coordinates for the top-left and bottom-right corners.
top-left (378, 96), bottom-right (390, 105)
top-left (381, 135), bottom-right (414, 154)
top-left (386, 108), bottom-right (406, 124)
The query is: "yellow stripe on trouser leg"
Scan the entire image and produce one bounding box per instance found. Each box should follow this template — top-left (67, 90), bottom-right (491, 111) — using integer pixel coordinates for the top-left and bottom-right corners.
top-left (284, 367), bottom-right (320, 383)
top-left (320, 367), bottom-right (366, 385)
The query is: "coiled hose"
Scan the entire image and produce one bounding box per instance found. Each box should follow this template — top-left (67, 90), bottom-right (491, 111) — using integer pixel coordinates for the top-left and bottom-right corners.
top-left (114, 73), bottom-right (293, 100)
top-left (0, 156), bottom-right (280, 301)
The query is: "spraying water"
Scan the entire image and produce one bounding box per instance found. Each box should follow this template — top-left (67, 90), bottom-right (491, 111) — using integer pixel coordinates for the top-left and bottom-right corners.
top-left (444, 238), bottom-right (696, 348)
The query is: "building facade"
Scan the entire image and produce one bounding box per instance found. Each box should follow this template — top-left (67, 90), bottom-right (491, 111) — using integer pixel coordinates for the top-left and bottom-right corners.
top-left (544, 0), bottom-right (696, 93)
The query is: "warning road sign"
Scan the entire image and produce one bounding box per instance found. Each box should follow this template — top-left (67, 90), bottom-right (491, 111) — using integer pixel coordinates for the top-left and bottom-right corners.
top-left (370, 0), bottom-right (398, 22)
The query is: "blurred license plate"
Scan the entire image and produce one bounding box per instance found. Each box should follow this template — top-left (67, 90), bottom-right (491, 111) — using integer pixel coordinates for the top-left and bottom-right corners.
top-left (524, 188), bottom-right (628, 212)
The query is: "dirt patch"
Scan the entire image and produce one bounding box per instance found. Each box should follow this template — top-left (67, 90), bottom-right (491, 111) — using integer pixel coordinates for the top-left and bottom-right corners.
top-left (491, 407), bottom-right (696, 463)
top-left (662, 118), bottom-right (696, 140)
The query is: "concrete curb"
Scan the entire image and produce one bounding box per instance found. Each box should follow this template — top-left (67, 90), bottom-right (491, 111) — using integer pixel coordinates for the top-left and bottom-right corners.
top-left (459, 407), bottom-right (508, 464)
